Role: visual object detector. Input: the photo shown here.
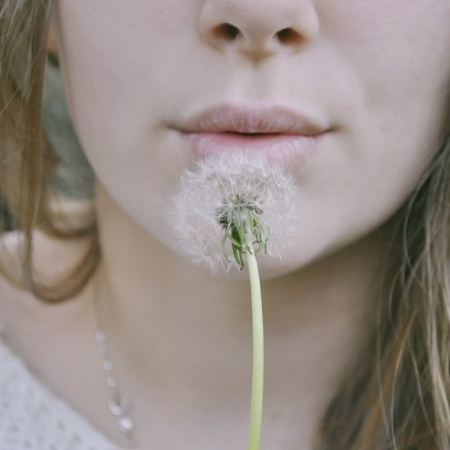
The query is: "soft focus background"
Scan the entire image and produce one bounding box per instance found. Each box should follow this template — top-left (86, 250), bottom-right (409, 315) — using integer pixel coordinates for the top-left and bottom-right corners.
top-left (1, 54), bottom-right (96, 231)
top-left (43, 53), bottom-right (96, 200)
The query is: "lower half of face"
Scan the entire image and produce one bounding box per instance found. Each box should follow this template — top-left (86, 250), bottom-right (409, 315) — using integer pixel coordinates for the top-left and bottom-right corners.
top-left (55, 0), bottom-right (450, 279)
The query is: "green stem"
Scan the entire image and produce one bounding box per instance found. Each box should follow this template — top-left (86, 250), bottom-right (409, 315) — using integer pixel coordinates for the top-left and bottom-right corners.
top-left (246, 242), bottom-right (264, 450)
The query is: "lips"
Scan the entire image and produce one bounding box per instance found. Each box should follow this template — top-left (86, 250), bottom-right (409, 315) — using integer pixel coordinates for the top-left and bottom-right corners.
top-left (172, 104), bottom-right (332, 164)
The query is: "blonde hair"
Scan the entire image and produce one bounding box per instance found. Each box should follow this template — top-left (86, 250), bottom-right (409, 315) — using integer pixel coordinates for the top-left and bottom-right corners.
top-left (1, 1), bottom-right (450, 448)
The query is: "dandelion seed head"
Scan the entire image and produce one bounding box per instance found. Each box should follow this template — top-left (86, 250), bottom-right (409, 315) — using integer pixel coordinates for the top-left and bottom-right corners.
top-left (169, 152), bottom-right (301, 274)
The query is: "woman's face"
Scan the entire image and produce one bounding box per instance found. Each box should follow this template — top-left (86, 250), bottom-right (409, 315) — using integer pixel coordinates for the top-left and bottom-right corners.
top-left (54, 0), bottom-right (450, 277)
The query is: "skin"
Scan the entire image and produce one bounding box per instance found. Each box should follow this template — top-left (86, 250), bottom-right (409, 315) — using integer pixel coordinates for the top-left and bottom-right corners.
top-left (2, 0), bottom-right (450, 449)
top-left (53, 0), bottom-right (450, 277)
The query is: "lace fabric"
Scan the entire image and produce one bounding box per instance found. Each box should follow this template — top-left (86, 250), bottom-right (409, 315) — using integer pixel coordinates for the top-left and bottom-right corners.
top-left (0, 332), bottom-right (119, 450)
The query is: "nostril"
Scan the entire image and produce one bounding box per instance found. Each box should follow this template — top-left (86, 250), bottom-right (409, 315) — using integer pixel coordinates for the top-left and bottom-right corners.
top-left (276, 28), bottom-right (302, 45)
top-left (213, 23), bottom-right (240, 41)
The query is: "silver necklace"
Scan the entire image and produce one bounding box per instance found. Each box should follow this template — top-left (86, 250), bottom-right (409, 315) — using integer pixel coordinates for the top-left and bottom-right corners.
top-left (92, 283), bottom-right (136, 442)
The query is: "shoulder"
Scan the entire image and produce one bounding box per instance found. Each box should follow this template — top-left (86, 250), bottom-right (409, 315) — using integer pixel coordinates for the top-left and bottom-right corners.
top-left (0, 230), bottom-right (51, 323)
top-left (0, 229), bottom-right (92, 350)
top-left (0, 333), bottom-right (118, 450)
top-left (0, 231), bottom-right (29, 334)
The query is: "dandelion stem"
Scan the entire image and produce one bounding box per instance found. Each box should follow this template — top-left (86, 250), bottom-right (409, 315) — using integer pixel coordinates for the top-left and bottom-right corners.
top-left (246, 239), bottom-right (264, 450)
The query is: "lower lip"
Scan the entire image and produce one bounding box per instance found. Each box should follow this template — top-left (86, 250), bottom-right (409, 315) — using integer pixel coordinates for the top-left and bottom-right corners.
top-left (182, 132), bottom-right (325, 165)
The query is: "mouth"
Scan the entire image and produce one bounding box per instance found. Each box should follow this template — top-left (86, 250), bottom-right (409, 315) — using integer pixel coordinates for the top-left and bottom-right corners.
top-left (171, 104), bottom-right (332, 165)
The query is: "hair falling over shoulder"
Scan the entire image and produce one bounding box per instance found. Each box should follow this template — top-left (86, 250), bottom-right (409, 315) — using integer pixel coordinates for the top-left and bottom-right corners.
top-left (1, 1), bottom-right (450, 448)
top-left (0, 0), bottom-right (99, 303)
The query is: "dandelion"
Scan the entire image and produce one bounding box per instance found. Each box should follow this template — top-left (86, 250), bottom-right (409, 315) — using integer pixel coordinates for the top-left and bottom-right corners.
top-left (169, 151), bottom-right (300, 450)
top-left (170, 152), bottom-right (300, 274)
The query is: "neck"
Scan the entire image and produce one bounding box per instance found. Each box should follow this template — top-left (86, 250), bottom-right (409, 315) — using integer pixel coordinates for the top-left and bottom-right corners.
top-left (94, 184), bottom-right (387, 447)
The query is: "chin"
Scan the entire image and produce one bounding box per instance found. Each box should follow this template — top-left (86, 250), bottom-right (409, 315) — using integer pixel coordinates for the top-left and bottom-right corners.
top-left (203, 252), bottom-right (304, 281)
top-left (253, 253), bottom-right (304, 279)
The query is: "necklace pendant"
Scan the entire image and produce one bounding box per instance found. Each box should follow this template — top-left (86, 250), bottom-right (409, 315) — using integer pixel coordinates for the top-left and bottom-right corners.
top-left (117, 415), bottom-right (135, 435)
top-left (109, 396), bottom-right (134, 435)
top-left (108, 395), bottom-right (130, 416)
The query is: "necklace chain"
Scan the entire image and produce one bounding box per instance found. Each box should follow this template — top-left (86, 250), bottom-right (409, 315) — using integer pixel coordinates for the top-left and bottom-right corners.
top-left (92, 282), bottom-right (136, 443)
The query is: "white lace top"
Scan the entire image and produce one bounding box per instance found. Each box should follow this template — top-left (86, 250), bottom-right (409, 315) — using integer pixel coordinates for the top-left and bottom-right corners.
top-left (0, 332), bottom-right (119, 450)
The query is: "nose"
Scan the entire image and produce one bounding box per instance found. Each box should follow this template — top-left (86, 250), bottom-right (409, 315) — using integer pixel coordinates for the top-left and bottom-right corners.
top-left (198, 0), bottom-right (319, 60)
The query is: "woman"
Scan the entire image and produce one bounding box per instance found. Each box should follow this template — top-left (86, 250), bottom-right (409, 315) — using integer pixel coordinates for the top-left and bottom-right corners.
top-left (1, 1), bottom-right (450, 449)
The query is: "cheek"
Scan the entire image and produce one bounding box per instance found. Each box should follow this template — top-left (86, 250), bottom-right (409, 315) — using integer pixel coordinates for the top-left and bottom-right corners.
top-left (275, 113), bottom-right (443, 273)
top-left (56, 0), bottom-right (196, 146)
top-left (321, 1), bottom-right (450, 106)
top-left (55, 1), bottom-right (202, 248)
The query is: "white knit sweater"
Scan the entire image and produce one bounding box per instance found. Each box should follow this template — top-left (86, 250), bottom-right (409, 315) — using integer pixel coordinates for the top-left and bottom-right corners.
top-left (0, 331), bottom-right (119, 450)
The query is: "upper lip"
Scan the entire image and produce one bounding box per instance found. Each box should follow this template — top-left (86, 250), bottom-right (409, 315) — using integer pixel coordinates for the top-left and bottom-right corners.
top-left (173, 104), bottom-right (331, 136)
